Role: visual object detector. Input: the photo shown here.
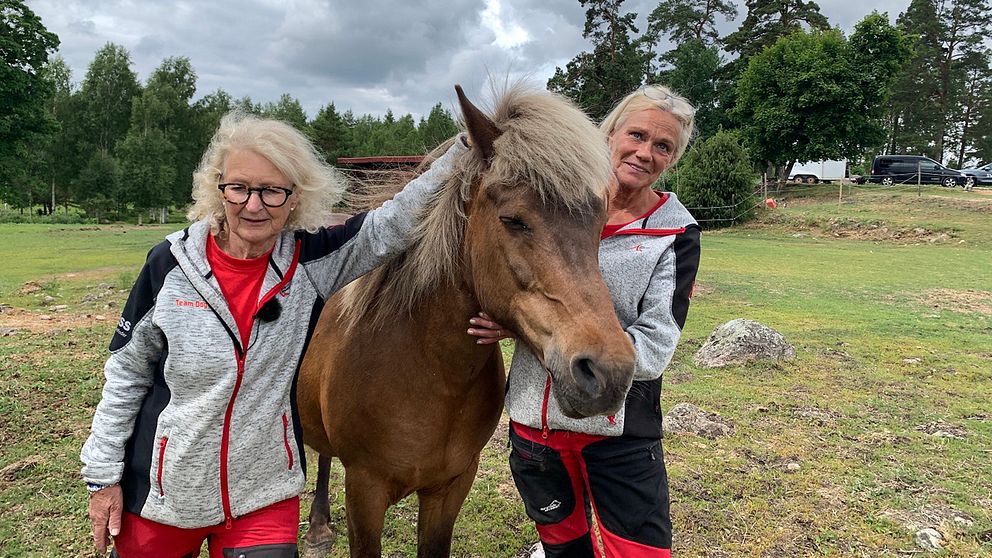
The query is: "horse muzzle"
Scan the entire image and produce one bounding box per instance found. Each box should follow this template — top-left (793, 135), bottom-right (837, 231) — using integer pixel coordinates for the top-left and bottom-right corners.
top-left (552, 350), bottom-right (635, 419)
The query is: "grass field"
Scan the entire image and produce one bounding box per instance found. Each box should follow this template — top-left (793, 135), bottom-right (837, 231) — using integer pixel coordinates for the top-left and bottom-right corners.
top-left (1, 184), bottom-right (990, 557)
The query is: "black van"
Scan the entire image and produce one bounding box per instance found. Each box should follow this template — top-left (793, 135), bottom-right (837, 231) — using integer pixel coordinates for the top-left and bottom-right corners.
top-left (869, 155), bottom-right (972, 187)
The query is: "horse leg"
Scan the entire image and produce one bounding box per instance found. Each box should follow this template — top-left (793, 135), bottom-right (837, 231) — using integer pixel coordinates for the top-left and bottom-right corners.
top-left (415, 456), bottom-right (480, 558)
top-left (344, 468), bottom-right (391, 558)
top-left (303, 455), bottom-right (334, 558)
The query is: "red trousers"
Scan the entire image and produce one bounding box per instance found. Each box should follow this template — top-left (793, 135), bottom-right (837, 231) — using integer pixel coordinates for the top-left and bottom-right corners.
top-left (112, 496), bottom-right (299, 558)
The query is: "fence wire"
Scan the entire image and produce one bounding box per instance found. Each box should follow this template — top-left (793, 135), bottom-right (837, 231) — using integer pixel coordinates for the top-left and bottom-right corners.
top-left (340, 167), bottom-right (974, 227)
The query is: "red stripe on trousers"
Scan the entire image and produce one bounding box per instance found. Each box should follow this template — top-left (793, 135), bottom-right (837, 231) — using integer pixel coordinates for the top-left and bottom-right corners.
top-left (512, 422), bottom-right (672, 558)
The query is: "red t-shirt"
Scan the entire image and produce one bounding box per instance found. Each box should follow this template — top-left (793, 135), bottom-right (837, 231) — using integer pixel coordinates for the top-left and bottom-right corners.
top-left (601, 194), bottom-right (666, 239)
top-left (206, 234), bottom-right (272, 348)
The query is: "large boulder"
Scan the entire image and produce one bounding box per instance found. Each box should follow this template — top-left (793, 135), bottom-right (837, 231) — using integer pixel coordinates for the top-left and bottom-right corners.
top-left (693, 318), bottom-right (795, 368)
top-left (663, 403), bottom-right (734, 438)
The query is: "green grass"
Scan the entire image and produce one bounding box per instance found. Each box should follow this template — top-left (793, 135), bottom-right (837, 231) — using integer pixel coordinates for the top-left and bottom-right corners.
top-left (1, 186), bottom-right (991, 556)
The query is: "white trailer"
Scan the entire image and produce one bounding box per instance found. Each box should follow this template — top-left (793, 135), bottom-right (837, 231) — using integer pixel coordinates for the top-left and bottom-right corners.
top-left (789, 160), bottom-right (847, 183)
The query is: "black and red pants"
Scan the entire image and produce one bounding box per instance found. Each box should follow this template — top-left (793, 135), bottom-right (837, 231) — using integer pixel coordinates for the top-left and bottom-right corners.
top-left (509, 422), bottom-right (672, 558)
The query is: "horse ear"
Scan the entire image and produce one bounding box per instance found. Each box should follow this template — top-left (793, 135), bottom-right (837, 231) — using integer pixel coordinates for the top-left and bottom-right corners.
top-left (455, 85), bottom-right (500, 165)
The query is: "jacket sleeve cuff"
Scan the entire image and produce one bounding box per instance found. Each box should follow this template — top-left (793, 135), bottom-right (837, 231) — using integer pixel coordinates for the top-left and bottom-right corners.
top-left (81, 461), bottom-right (125, 487)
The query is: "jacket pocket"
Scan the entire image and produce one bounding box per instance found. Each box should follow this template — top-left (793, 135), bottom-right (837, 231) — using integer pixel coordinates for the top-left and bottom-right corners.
top-left (281, 414), bottom-right (294, 470)
top-left (156, 435), bottom-right (169, 498)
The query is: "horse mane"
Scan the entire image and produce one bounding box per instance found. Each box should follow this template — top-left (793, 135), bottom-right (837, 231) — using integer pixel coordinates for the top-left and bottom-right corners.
top-left (337, 84), bottom-right (612, 332)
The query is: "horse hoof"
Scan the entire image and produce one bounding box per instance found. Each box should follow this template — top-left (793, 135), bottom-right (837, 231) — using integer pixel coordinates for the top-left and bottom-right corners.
top-left (302, 539), bottom-right (332, 558)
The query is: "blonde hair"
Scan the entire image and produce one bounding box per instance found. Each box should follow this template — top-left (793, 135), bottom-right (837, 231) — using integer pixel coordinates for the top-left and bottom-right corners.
top-left (600, 84), bottom-right (696, 165)
top-left (187, 111), bottom-right (344, 232)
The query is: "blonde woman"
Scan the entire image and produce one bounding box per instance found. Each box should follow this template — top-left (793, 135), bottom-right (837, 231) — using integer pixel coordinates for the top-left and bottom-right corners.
top-left (470, 84), bottom-right (700, 557)
top-left (82, 112), bottom-right (466, 557)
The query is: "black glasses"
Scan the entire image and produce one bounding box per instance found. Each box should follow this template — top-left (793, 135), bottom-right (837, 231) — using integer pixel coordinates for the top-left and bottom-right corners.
top-left (218, 183), bottom-right (295, 208)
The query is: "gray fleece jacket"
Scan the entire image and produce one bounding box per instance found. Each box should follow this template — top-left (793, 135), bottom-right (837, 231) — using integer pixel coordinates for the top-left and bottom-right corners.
top-left (80, 141), bottom-right (466, 528)
top-left (506, 192), bottom-right (701, 438)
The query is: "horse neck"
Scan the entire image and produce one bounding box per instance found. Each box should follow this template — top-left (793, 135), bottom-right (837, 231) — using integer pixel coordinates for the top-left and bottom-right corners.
top-left (409, 274), bottom-right (498, 373)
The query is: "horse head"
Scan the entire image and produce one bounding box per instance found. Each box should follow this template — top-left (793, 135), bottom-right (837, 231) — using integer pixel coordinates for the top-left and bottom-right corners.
top-left (455, 85), bottom-right (636, 419)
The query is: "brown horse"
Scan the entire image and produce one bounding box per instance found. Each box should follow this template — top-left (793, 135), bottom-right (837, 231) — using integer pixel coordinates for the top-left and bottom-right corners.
top-left (296, 85), bottom-right (637, 557)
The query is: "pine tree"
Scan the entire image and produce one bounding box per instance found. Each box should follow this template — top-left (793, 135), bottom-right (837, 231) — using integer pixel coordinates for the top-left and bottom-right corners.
top-left (647, 0), bottom-right (737, 47)
top-left (418, 103), bottom-right (459, 151)
top-left (311, 102), bottom-right (354, 163)
top-left (262, 93), bottom-right (308, 131)
top-left (723, 0), bottom-right (830, 72)
top-left (886, 0), bottom-right (992, 162)
top-left (548, 0), bottom-right (654, 120)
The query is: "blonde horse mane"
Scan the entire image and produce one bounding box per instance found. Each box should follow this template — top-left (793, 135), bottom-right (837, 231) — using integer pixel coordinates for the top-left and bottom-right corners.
top-left (337, 84), bottom-right (612, 332)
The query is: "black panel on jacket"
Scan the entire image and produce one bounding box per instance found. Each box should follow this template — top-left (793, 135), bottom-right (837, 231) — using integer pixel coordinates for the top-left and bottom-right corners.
top-left (122, 343), bottom-right (171, 514)
top-left (296, 212), bottom-right (368, 265)
top-left (671, 225), bottom-right (701, 330)
top-left (622, 379), bottom-right (663, 438)
top-left (289, 297), bottom-right (326, 477)
top-left (110, 240), bottom-right (178, 352)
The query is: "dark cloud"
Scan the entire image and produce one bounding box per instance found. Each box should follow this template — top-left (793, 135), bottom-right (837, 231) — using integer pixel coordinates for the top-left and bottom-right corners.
top-left (26, 0), bottom-right (914, 121)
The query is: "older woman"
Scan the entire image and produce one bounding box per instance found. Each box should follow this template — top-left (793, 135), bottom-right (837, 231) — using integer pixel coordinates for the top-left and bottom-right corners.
top-left (82, 112), bottom-right (466, 557)
top-left (470, 84), bottom-right (701, 557)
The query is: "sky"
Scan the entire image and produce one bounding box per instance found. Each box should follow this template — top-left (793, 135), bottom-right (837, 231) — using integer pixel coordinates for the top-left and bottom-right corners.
top-left (26, 0), bottom-right (914, 121)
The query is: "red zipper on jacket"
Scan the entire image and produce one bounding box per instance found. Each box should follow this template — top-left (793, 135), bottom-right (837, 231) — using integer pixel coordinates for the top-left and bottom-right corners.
top-left (541, 373), bottom-right (552, 440)
top-left (281, 414), bottom-right (294, 470)
top-left (220, 350), bottom-right (246, 529)
top-left (217, 239), bottom-right (301, 529)
top-left (157, 436), bottom-right (169, 497)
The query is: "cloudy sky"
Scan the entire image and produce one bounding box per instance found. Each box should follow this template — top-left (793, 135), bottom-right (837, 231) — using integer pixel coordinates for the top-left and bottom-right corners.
top-left (26, 0), bottom-right (912, 120)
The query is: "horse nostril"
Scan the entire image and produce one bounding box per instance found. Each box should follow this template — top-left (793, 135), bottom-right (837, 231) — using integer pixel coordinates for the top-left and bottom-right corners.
top-left (571, 358), bottom-right (601, 396)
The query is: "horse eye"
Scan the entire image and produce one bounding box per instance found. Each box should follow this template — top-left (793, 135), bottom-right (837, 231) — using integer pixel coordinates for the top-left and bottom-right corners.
top-left (499, 216), bottom-right (529, 231)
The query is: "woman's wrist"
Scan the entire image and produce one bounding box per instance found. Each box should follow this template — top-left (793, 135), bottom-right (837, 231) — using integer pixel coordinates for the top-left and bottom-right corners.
top-left (86, 482), bottom-right (117, 494)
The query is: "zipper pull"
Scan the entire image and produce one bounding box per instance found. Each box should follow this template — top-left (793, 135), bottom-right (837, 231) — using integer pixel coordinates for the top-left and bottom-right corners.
top-left (542, 426), bottom-right (549, 440)
top-left (225, 515), bottom-right (233, 530)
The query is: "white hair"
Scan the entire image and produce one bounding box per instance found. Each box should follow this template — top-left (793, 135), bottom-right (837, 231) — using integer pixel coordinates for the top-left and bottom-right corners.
top-left (187, 111), bottom-right (344, 232)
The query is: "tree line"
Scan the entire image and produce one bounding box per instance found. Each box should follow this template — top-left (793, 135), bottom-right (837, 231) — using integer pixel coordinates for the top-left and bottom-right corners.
top-left (549, 0), bottom-right (990, 182)
top-left (2, 0), bottom-right (991, 222)
top-left (1, 0), bottom-right (458, 220)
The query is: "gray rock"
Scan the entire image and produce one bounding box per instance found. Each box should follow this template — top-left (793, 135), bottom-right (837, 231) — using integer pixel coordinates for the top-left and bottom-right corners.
top-left (0, 327), bottom-right (17, 337)
top-left (915, 528), bottom-right (943, 552)
top-left (693, 319), bottom-right (795, 368)
top-left (663, 403), bottom-right (734, 438)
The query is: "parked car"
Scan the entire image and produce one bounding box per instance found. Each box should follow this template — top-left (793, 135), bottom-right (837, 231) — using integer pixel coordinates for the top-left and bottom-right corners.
top-left (960, 162), bottom-right (992, 186)
top-left (868, 155), bottom-right (973, 188)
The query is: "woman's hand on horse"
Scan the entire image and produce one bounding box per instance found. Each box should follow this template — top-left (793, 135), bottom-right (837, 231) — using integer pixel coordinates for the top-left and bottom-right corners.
top-left (88, 485), bottom-right (123, 554)
top-left (468, 312), bottom-right (514, 345)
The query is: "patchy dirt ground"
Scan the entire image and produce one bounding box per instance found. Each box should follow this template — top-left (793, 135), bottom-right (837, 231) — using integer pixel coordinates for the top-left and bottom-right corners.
top-left (919, 289), bottom-right (992, 315)
top-left (0, 306), bottom-right (110, 335)
top-left (822, 218), bottom-right (957, 243)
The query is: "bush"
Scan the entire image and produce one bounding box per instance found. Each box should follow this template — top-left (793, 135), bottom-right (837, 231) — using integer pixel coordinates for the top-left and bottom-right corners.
top-left (663, 130), bottom-right (759, 228)
top-left (0, 206), bottom-right (93, 224)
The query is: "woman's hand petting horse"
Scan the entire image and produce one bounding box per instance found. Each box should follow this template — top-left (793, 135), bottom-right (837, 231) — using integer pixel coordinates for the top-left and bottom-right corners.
top-left (468, 312), bottom-right (514, 345)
